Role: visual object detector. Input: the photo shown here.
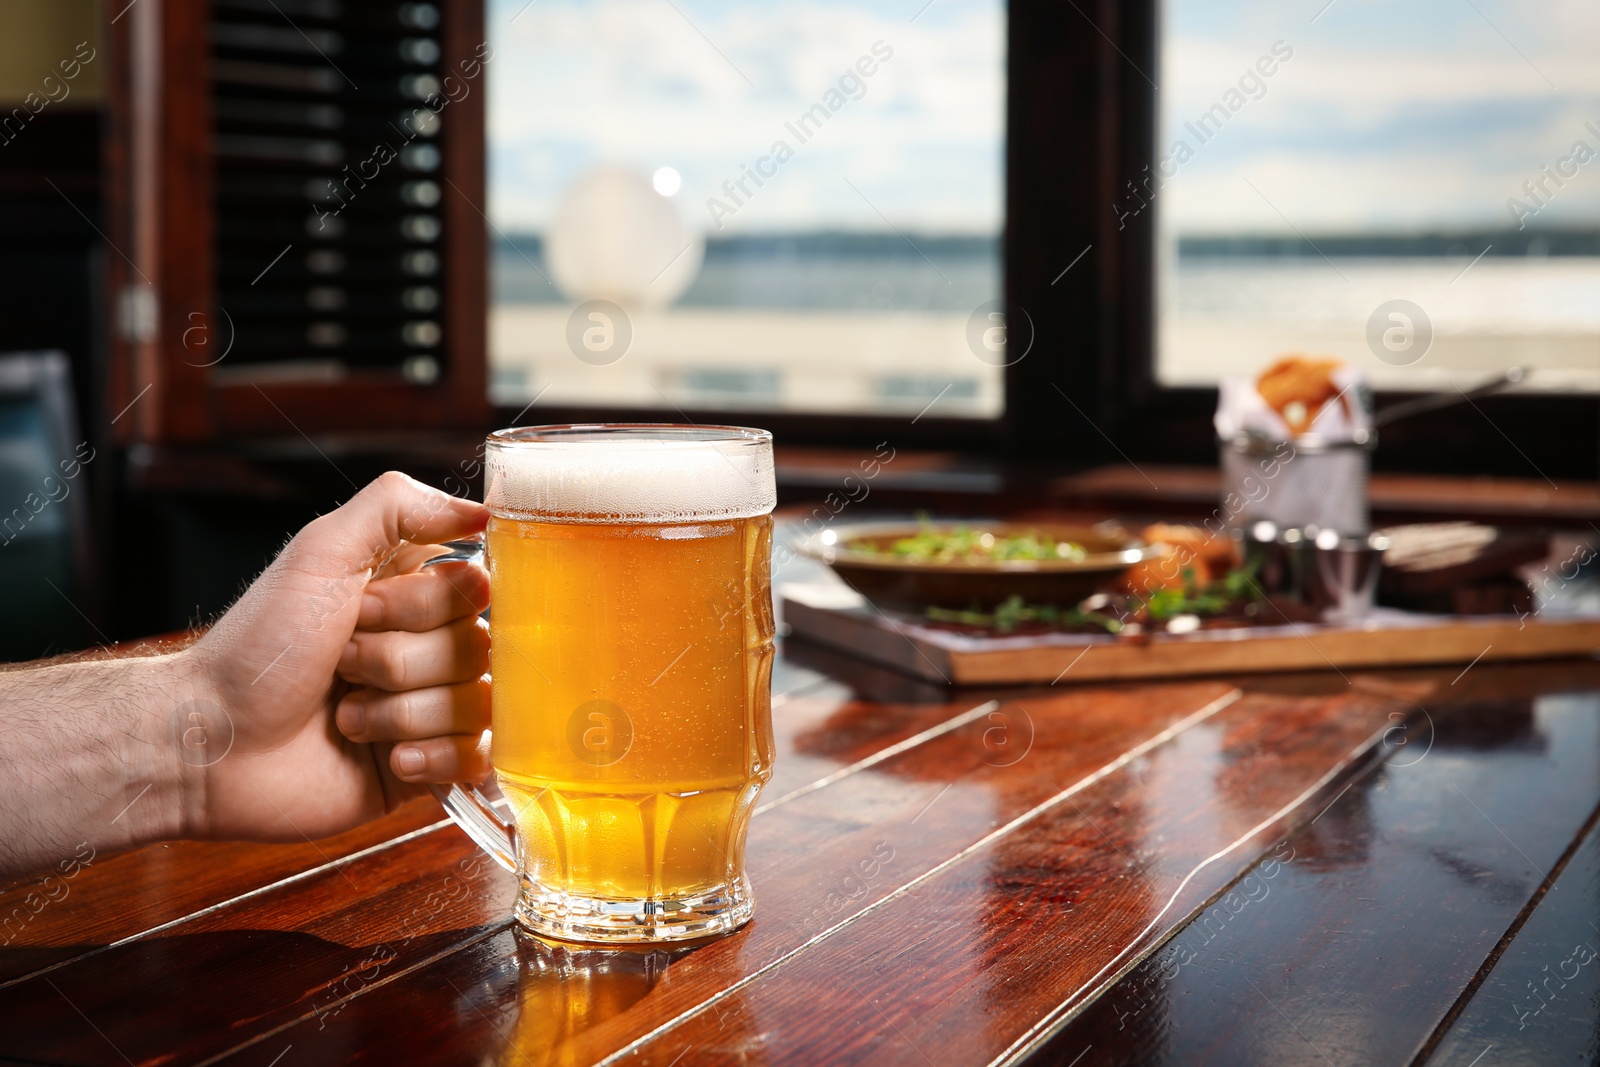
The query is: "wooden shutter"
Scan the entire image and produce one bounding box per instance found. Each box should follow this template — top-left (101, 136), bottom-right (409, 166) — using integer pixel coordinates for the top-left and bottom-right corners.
top-left (106, 0), bottom-right (487, 444)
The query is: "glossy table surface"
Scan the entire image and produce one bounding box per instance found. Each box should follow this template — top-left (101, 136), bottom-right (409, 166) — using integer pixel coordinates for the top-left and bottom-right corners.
top-left (3, 618), bottom-right (1599, 1063)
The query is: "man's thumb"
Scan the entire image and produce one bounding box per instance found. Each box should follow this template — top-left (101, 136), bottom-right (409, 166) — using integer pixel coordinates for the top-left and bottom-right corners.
top-left (296, 471), bottom-right (488, 575)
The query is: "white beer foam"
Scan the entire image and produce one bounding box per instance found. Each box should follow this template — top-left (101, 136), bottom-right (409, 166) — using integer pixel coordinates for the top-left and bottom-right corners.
top-left (486, 438), bottom-right (775, 522)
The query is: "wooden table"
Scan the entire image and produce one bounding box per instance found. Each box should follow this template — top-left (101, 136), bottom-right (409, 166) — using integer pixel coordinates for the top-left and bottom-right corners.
top-left (3, 641), bottom-right (1599, 1063)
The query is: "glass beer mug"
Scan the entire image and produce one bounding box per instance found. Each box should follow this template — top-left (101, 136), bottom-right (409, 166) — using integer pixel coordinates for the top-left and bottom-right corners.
top-left (431, 424), bottom-right (776, 943)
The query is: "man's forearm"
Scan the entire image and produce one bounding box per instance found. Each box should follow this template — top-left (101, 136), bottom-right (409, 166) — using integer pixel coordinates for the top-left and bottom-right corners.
top-left (0, 650), bottom-right (205, 879)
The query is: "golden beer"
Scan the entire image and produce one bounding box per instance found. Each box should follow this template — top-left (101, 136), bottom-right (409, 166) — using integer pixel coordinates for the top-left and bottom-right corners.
top-left (482, 425), bottom-right (775, 942)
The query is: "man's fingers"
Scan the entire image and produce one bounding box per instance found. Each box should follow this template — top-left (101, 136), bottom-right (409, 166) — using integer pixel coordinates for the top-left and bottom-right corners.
top-left (337, 678), bottom-right (491, 742)
top-left (294, 471), bottom-right (487, 579)
top-left (338, 616), bottom-right (489, 690)
top-left (358, 561), bottom-right (489, 632)
top-left (374, 542), bottom-right (455, 580)
top-left (391, 733), bottom-right (493, 784)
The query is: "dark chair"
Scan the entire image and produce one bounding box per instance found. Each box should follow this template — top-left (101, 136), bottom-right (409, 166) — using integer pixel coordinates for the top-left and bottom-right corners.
top-left (0, 350), bottom-right (96, 660)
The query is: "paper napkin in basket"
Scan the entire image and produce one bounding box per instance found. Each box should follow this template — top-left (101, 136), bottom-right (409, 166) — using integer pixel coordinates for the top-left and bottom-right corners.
top-left (1215, 355), bottom-right (1372, 442)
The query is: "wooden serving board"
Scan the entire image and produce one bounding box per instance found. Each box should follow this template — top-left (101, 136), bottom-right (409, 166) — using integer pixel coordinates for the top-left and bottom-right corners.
top-left (780, 581), bottom-right (1600, 686)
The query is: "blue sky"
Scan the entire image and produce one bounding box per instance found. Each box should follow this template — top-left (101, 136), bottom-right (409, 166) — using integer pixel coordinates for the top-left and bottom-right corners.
top-left (486, 0), bottom-right (1004, 234)
top-left (486, 0), bottom-right (1600, 236)
top-left (1159, 0), bottom-right (1600, 233)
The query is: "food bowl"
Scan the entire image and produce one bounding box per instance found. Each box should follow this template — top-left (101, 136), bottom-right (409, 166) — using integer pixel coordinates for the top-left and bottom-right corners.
top-left (797, 522), bottom-right (1164, 614)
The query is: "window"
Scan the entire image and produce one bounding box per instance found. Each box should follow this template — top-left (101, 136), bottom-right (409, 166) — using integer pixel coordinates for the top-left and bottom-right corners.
top-left (1157, 0), bottom-right (1600, 396)
top-left (485, 0), bottom-right (1006, 420)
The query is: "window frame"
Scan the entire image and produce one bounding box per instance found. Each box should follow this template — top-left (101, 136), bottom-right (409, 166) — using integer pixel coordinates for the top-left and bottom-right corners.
top-left (105, 0), bottom-right (491, 445)
top-left (998, 0), bottom-right (1597, 481)
top-left (485, 2), bottom-right (1015, 451)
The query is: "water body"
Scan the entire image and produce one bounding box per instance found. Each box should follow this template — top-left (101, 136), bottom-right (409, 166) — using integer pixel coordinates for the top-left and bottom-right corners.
top-left (1164, 254), bottom-right (1600, 391)
top-left (491, 231), bottom-right (1600, 395)
top-left (494, 233), bottom-right (999, 312)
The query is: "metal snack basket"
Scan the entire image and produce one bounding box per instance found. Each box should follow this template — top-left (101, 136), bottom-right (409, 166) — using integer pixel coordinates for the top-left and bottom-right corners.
top-left (1219, 429), bottom-right (1376, 536)
top-left (1217, 367), bottom-right (1527, 540)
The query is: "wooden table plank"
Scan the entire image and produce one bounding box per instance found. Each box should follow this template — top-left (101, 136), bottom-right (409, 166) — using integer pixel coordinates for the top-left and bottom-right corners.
top-left (194, 680), bottom-right (1415, 1066)
top-left (1421, 762), bottom-right (1600, 1065)
top-left (0, 799), bottom-right (448, 988)
top-left (8, 637), bottom-right (1597, 1065)
top-left (6, 680), bottom-right (1235, 1065)
top-left (0, 679), bottom-right (1171, 1064)
top-left (602, 685), bottom-right (1417, 1066)
top-left (1021, 685), bottom-right (1600, 1065)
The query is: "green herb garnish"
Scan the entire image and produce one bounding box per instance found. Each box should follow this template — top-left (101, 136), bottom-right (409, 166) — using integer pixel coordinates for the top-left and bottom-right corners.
top-left (922, 559), bottom-right (1265, 634)
top-left (927, 596), bottom-right (1124, 635)
top-left (852, 523), bottom-right (1087, 564)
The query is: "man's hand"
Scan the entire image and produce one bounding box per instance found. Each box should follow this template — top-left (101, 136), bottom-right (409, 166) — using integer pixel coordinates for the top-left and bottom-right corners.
top-left (0, 471), bottom-right (494, 878)
top-left (183, 471), bottom-right (492, 842)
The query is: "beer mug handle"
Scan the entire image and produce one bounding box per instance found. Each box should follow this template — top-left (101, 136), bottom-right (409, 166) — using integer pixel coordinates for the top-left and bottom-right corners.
top-left (422, 537), bottom-right (518, 874)
top-left (428, 782), bottom-right (517, 872)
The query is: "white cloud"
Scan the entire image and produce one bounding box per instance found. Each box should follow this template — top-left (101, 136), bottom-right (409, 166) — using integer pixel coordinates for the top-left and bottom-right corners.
top-left (1160, 0), bottom-right (1600, 231)
top-left (486, 0), bottom-right (1003, 233)
top-left (487, 0), bottom-right (1600, 236)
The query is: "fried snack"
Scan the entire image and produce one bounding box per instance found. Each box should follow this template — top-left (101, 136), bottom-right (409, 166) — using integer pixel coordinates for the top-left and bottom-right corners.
top-left (1256, 354), bottom-right (1346, 436)
top-left (1122, 523), bottom-right (1239, 593)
